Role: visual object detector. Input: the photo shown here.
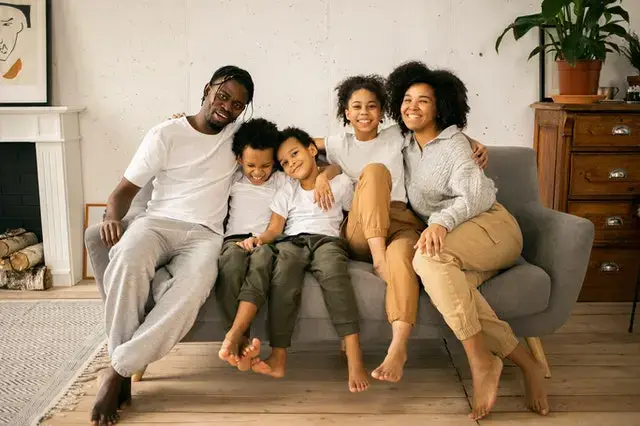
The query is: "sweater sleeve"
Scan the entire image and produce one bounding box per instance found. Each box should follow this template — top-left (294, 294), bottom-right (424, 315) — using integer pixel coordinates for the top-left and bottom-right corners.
top-left (427, 135), bottom-right (496, 231)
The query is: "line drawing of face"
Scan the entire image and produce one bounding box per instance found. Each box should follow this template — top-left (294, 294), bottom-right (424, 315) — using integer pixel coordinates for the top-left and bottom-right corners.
top-left (0, 3), bottom-right (30, 62)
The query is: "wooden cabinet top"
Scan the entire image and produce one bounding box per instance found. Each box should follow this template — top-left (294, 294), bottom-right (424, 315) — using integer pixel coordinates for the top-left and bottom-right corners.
top-left (531, 102), bottom-right (640, 112)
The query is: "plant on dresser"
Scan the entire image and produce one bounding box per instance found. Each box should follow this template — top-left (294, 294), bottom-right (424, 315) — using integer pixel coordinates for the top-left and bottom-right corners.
top-left (531, 102), bottom-right (640, 302)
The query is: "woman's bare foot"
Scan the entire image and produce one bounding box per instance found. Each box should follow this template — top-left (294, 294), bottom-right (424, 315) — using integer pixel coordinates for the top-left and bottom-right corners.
top-left (523, 362), bottom-right (550, 416)
top-left (469, 355), bottom-right (503, 420)
top-left (371, 347), bottom-right (407, 383)
top-left (218, 332), bottom-right (246, 367)
top-left (236, 338), bottom-right (261, 372)
top-left (251, 348), bottom-right (287, 378)
top-left (91, 366), bottom-right (123, 425)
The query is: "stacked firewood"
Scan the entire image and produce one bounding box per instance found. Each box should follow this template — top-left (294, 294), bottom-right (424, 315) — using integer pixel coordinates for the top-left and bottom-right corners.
top-left (0, 228), bottom-right (51, 290)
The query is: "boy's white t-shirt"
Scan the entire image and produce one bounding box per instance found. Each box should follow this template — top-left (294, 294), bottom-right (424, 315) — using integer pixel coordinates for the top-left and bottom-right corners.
top-left (270, 174), bottom-right (353, 238)
top-left (225, 170), bottom-right (287, 237)
top-left (324, 124), bottom-right (408, 203)
top-left (124, 116), bottom-right (240, 235)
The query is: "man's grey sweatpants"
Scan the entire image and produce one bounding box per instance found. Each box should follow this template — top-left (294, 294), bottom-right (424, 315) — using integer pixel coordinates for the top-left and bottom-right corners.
top-left (103, 215), bottom-right (222, 377)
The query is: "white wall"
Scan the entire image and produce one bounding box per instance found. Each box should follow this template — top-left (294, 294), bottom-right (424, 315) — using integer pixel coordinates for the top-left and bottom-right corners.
top-left (51, 0), bottom-right (640, 203)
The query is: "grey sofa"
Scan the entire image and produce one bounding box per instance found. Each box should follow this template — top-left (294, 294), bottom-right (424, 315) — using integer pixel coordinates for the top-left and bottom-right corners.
top-left (85, 146), bottom-right (594, 346)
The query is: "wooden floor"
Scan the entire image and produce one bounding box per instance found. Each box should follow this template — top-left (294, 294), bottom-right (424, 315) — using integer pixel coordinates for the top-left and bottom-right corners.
top-left (4, 284), bottom-right (638, 425)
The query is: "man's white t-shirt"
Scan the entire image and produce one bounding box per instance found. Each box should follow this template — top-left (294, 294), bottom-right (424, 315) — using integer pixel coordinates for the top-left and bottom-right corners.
top-left (270, 174), bottom-right (353, 238)
top-left (124, 116), bottom-right (240, 235)
top-left (325, 124), bottom-right (408, 203)
top-left (225, 170), bottom-right (287, 237)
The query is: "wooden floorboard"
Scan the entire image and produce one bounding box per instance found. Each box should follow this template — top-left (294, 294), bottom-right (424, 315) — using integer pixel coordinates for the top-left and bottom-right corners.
top-left (11, 286), bottom-right (637, 425)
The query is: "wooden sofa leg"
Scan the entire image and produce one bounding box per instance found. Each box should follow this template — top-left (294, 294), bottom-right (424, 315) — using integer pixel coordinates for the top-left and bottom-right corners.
top-left (132, 365), bottom-right (147, 382)
top-left (525, 337), bottom-right (551, 378)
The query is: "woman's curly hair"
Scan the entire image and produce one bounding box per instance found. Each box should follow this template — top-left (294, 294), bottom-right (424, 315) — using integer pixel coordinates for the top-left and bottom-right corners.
top-left (386, 61), bottom-right (469, 135)
top-left (334, 74), bottom-right (387, 126)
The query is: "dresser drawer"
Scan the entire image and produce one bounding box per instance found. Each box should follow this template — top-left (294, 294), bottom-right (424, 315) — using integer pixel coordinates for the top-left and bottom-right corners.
top-left (570, 153), bottom-right (640, 197)
top-left (579, 248), bottom-right (640, 302)
top-left (574, 114), bottom-right (640, 148)
top-left (567, 201), bottom-right (640, 244)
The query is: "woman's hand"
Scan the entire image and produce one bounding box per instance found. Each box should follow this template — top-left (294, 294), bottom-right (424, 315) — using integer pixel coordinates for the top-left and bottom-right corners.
top-left (314, 173), bottom-right (335, 210)
top-left (237, 236), bottom-right (262, 252)
top-left (415, 224), bottom-right (448, 257)
top-left (470, 139), bottom-right (488, 170)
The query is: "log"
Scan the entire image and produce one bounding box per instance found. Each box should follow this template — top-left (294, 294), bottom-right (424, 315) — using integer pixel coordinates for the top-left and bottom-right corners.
top-left (0, 228), bottom-right (26, 239)
top-left (0, 257), bottom-right (13, 271)
top-left (9, 243), bottom-right (44, 271)
top-left (0, 232), bottom-right (38, 257)
top-left (0, 265), bottom-right (51, 290)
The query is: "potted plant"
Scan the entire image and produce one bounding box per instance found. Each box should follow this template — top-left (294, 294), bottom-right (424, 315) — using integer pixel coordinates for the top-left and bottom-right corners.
top-left (495, 0), bottom-right (630, 97)
top-left (622, 31), bottom-right (640, 87)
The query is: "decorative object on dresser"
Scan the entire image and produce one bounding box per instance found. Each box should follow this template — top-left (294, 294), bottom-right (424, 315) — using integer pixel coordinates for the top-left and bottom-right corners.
top-left (531, 102), bottom-right (640, 306)
top-left (495, 0), bottom-right (631, 101)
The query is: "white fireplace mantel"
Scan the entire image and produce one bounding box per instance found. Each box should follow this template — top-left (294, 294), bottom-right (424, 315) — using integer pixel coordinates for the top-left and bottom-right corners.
top-left (0, 106), bottom-right (86, 286)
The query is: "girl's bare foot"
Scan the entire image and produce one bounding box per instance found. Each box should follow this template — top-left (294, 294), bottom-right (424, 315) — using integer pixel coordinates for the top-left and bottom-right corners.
top-left (524, 362), bottom-right (550, 416)
top-left (236, 338), bottom-right (261, 371)
top-left (371, 348), bottom-right (407, 382)
top-left (251, 348), bottom-right (287, 378)
top-left (218, 332), bottom-right (246, 367)
top-left (469, 355), bottom-right (503, 420)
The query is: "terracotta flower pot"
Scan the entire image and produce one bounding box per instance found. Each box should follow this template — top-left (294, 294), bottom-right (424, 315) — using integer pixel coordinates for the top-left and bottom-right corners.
top-left (628, 75), bottom-right (640, 87)
top-left (557, 59), bottom-right (602, 95)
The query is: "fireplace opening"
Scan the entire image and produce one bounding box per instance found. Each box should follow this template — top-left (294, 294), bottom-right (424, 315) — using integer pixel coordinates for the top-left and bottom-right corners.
top-left (0, 143), bottom-right (42, 241)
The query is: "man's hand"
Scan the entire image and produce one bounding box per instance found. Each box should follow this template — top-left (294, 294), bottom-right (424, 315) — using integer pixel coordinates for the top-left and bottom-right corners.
top-left (314, 173), bottom-right (335, 210)
top-left (470, 139), bottom-right (489, 170)
top-left (415, 224), bottom-right (448, 257)
top-left (100, 219), bottom-right (124, 248)
top-left (236, 236), bottom-right (262, 252)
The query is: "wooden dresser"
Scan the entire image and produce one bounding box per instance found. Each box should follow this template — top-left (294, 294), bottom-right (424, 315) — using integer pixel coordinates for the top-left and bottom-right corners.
top-left (532, 102), bottom-right (640, 302)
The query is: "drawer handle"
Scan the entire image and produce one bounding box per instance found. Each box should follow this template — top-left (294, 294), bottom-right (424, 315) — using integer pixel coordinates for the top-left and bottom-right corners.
top-left (612, 125), bottom-right (631, 136)
top-left (609, 168), bottom-right (627, 179)
top-left (600, 262), bottom-right (620, 273)
top-left (605, 216), bottom-right (624, 227)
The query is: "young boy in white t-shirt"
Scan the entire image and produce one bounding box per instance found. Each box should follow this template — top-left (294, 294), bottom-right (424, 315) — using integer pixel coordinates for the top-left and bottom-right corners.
top-left (242, 127), bottom-right (369, 393)
top-left (215, 119), bottom-right (339, 372)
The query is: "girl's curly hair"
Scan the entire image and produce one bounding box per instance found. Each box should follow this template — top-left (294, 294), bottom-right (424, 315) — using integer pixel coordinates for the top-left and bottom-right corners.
top-left (386, 61), bottom-right (469, 135)
top-left (334, 74), bottom-right (387, 126)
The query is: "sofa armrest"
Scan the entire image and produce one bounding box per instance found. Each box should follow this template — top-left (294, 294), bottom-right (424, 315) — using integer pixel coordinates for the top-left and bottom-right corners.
top-left (513, 201), bottom-right (595, 333)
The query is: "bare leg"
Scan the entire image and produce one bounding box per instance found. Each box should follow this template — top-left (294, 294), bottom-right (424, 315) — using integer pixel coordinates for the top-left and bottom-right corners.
top-left (91, 365), bottom-right (124, 426)
top-left (344, 333), bottom-right (369, 393)
top-left (371, 320), bottom-right (411, 382)
top-left (506, 344), bottom-right (549, 416)
top-left (462, 333), bottom-right (503, 421)
top-left (251, 345), bottom-right (287, 378)
top-left (218, 301), bottom-right (257, 370)
top-left (367, 237), bottom-right (389, 282)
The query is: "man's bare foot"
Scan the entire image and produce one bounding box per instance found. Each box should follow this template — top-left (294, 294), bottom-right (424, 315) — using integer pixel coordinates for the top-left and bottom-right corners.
top-left (523, 362), bottom-right (550, 416)
top-left (251, 348), bottom-right (286, 378)
top-left (117, 377), bottom-right (131, 410)
top-left (236, 338), bottom-right (261, 372)
top-left (469, 355), bottom-right (503, 420)
top-left (371, 347), bottom-right (407, 382)
top-left (218, 332), bottom-right (246, 368)
top-left (347, 351), bottom-right (369, 393)
top-left (91, 366), bottom-right (123, 425)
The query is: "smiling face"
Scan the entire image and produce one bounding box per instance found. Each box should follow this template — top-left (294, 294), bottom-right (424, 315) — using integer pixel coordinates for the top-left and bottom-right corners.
top-left (0, 5), bottom-right (27, 62)
top-left (400, 83), bottom-right (438, 133)
top-left (277, 137), bottom-right (318, 182)
top-left (238, 146), bottom-right (275, 186)
top-left (202, 79), bottom-right (249, 132)
top-left (344, 88), bottom-right (382, 135)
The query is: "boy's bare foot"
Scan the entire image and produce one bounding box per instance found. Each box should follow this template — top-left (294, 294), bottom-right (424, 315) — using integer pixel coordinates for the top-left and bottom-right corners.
top-left (348, 355), bottom-right (369, 393)
top-left (118, 377), bottom-right (132, 410)
top-left (91, 366), bottom-right (123, 425)
top-left (236, 338), bottom-right (261, 372)
top-left (371, 347), bottom-right (407, 382)
top-left (524, 362), bottom-right (549, 416)
top-left (251, 348), bottom-right (287, 378)
top-left (218, 332), bottom-right (246, 367)
top-left (469, 355), bottom-right (503, 420)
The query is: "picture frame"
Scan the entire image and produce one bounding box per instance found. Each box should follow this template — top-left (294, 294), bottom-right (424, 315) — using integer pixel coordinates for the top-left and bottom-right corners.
top-left (538, 26), bottom-right (559, 102)
top-left (83, 203), bottom-right (107, 280)
top-left (0, 0), bottom-right (51, 106)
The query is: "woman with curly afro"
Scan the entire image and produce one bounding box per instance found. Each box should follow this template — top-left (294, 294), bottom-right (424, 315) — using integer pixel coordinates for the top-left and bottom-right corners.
top-left (386, 61), bottom-right (549, 420)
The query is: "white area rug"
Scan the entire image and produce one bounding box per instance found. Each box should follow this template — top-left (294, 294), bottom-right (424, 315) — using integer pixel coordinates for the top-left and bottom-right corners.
top-left (0, 300), bottom-right (105, 426)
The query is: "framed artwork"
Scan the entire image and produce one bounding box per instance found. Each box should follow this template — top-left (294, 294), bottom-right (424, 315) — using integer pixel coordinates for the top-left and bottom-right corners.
top-left (83, 203), bottom-right (107, 280)
top-left (0, 0), bottom-right (51, 106)
top-left (538, 26), bottom-right (559, 102)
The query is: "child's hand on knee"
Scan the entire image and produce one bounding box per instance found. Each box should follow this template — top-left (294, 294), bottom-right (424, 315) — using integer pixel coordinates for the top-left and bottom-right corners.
top-left (236, 236), bottom-right (263, 252)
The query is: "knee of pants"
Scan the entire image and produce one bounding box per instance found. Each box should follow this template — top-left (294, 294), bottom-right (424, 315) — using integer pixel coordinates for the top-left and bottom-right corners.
top-left (411, 249), bottom-right (457, 284)
top-left (219, 244), bottom-right (248, 270)
top-left (250, 245), bottom-right (275, 266)
top-left (360, 163), bottom-right (391, 183)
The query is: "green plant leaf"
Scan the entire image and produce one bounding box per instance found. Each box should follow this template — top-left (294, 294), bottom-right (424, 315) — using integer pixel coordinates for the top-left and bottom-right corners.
top-left (606, 5), bottom-right (630, 22)
top-left (600, 23), bottom-right (628, 38)
top-left (542, 0), bottom-right (572, 19)
top-left (528, 43), bottom-right (556, 60)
